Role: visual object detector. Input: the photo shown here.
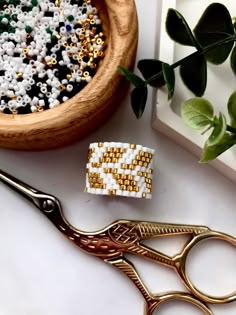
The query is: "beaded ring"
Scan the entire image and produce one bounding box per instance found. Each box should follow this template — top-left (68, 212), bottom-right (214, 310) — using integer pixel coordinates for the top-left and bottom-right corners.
top-left (85, 142), bottom-right (155, 199)
top-left (0, 0), bottom-right (105, 114)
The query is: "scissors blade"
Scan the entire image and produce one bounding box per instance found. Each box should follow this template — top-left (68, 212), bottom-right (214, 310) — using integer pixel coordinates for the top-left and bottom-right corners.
top-left (0, 169), bottom-right (60, 214)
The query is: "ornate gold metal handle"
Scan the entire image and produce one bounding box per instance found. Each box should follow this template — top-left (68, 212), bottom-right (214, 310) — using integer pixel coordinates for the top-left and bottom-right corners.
top-left (176, 231), bottom-right (236, 304)
top-left (107, 256), bottom-right (213, 315)
top-left (145, 293), bottom-right (213, 315)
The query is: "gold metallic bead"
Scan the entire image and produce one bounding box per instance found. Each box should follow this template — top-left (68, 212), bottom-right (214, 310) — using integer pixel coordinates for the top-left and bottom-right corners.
top-left (98, 51), bottom-right (104, 57)
top-left (37, 106), bottom-right (44, 112)
top-left (96, 38), bottom-right (103, 44)
top-left (109, 190), bottom-right (117, 195)
top-left (142, 193), bottom-right (146, 198)
top-left (130, 144), bottom-right (136, 149)
top-left (59, 85), bottom-right (66, 91)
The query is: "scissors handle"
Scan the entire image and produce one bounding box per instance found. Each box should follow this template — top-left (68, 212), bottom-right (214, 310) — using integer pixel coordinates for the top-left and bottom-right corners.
top-left (176, 230), bottom-right (236, 304)
top-left (107, 256), bottom-right (213, 315)
top-left (145, 292), bottom-right (213, 315)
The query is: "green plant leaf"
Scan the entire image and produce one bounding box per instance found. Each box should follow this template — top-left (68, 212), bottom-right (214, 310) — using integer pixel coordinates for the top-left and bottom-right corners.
top-left (227, 90), bottom-right (236, 127)
top-left (200, 133), bottom-right (236, 162)
top-left (230, 45), bottom-right (236, 76)
top-left (131, 86), bottom-right (148, 119)
top-left (207, 113), bottom-right (227, 146)
top-left (166, 8), bottom-right (199, 47)
top-left (180, 54), bottom-right (207, 96)
top-left (137, 59), bottom-right (165, 87)
top-left (194, 3), bottom-right (235, 64)
top-left (181, 97), bottom-right (214, 129)
top-left (162, 63), bottom-right (175, 99)
top-left (118, 66), bottom-right (145, 87)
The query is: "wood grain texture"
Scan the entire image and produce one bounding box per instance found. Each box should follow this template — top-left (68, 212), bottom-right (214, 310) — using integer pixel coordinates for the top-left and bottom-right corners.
top-left (0, 0), bottom-right (138, 151)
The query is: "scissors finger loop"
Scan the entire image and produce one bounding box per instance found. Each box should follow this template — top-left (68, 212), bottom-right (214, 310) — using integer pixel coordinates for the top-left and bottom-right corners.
top-left (178, 231), bottom-right (236, 304)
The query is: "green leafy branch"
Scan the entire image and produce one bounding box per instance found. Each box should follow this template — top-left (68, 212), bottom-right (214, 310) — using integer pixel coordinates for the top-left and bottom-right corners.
top-left (181, 91), bottom-right (236, 162)
top-left (119, 3), bottom-right (236, 119)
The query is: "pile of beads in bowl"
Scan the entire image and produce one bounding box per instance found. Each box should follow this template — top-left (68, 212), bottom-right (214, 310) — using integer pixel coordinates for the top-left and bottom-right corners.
top-left (0, 0), bottom-right (105, 114)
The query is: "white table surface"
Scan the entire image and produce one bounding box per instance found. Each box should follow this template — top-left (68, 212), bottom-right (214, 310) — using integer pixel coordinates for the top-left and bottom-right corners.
top-left (0, 1), bottom-right (236, 315)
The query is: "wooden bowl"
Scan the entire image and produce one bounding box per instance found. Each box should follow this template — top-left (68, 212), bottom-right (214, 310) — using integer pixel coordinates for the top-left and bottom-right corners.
top-left (0, 0), bottom-right (138, 151)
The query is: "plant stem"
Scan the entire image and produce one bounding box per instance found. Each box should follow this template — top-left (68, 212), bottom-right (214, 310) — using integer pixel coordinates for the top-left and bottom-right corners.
top-left (146, 34), bottom-right (236, 84)
top-left (227, 124), bottom-right (236, 134)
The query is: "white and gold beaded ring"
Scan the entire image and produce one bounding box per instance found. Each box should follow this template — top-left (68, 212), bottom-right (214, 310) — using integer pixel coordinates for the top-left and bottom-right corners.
top-left (85, 142), bottom-right (155, 199)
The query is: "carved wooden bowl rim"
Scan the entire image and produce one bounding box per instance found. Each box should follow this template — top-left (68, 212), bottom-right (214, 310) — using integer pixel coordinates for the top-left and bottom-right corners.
top-left (0, 0), bottom-right (138, 150)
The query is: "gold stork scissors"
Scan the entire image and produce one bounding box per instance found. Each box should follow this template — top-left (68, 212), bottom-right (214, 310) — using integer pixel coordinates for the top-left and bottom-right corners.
top-left (0, 169), bottom-right (236, 315)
